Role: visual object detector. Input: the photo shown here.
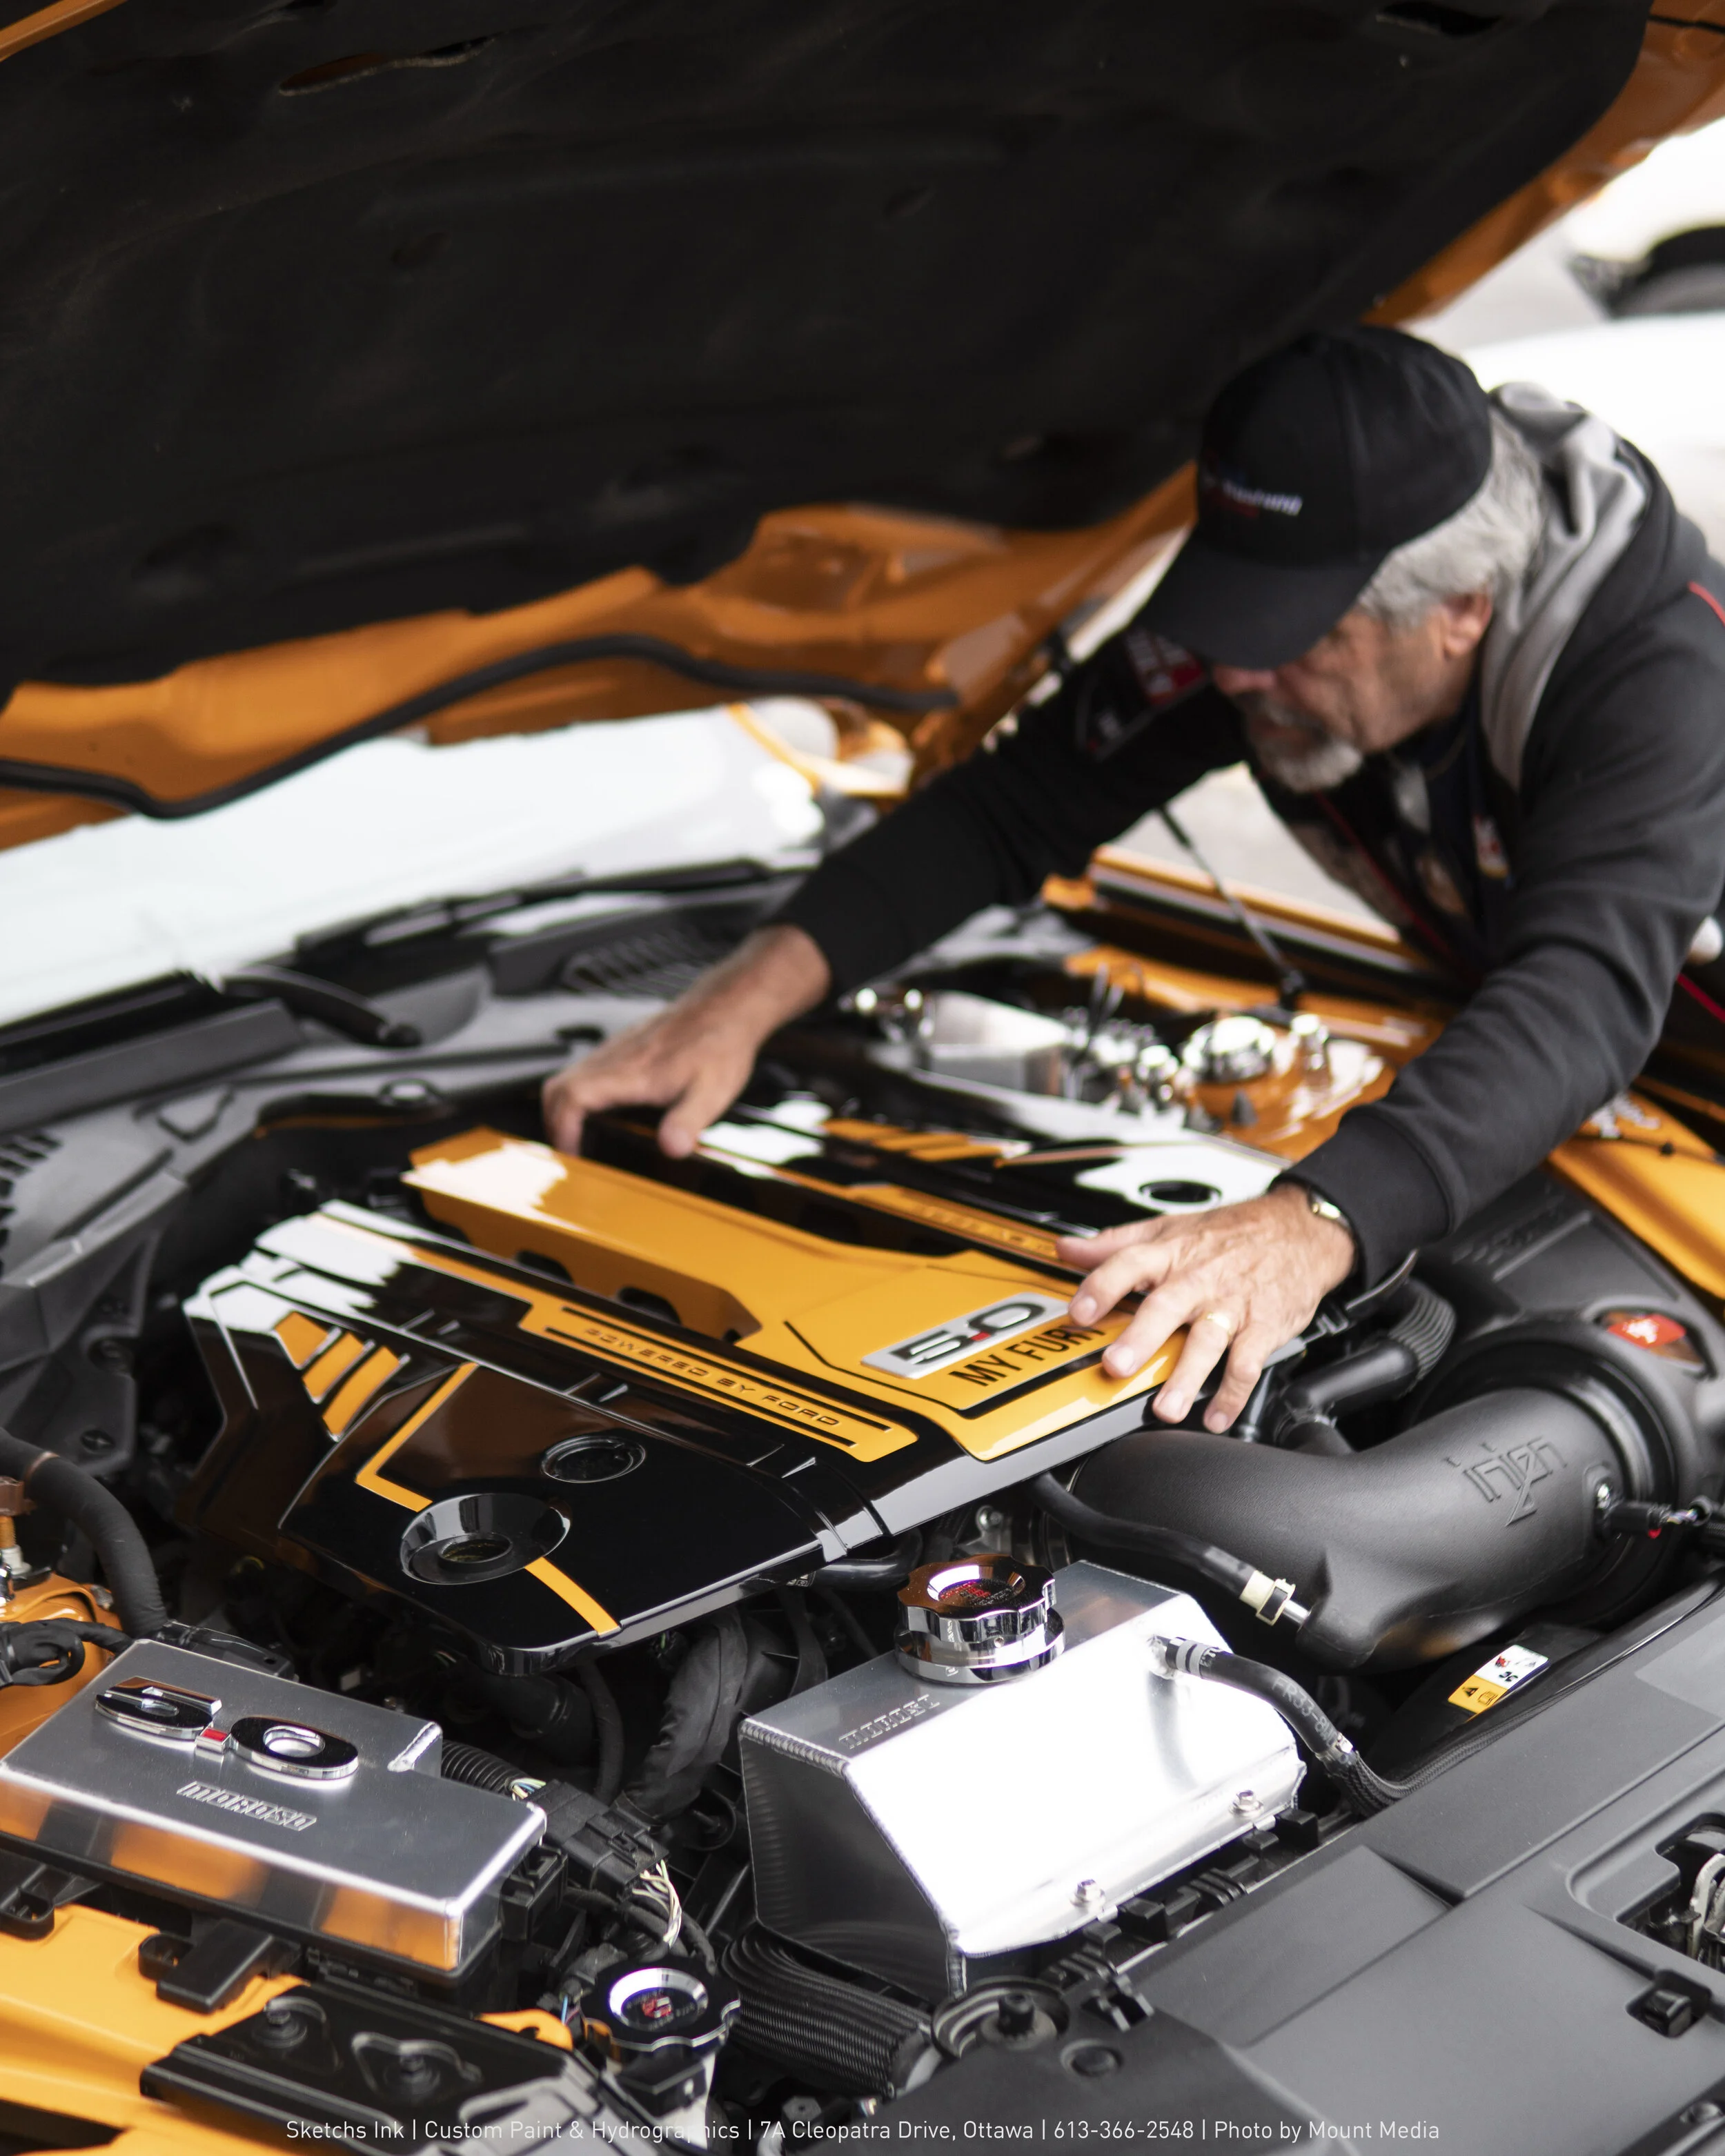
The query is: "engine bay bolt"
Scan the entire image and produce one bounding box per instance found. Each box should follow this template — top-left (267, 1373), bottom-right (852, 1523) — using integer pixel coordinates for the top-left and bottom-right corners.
top-left (1290, 1012), bottom-right (1330, 1073)
top-left (994, 1992), bottom-right (1039, 2039)
top-left (1072, 1877), bottom-right (1107, 1912)
top-left (381, 1078), bottom-right (438, 1109)
top-left (0, 1478), bottom-right (32, 1581)
top-left (257, 1997), bottom-right (308, 2050)
top-left (1232, 1789), bottom-right (1264, 1817)
top-left (974, 1505), bottom-right (1007, 1541)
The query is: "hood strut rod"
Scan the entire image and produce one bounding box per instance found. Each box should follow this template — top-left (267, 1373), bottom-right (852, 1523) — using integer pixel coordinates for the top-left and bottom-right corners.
top-left (1156, 800), bottom-right (1306, 1010)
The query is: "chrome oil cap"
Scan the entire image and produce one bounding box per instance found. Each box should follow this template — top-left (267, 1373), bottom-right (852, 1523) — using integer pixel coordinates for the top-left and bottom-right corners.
top-left (1182, 1014), bottom-right (1278, 1085)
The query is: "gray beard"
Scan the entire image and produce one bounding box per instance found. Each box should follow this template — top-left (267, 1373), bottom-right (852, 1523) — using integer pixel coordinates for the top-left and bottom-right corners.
top-left (1234, 692), bottom-right (1366, 795)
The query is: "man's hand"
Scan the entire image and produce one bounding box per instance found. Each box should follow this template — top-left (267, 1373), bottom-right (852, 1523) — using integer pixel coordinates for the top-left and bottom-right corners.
top-left (542, 924), bottom-right (831, 1158)
top-left (1058, 1183), bottom-right (1357, 1432)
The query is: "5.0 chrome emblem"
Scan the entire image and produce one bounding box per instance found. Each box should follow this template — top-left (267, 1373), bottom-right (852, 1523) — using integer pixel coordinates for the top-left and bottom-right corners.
top-left (863, 1293), bottom-right (1068, 1380)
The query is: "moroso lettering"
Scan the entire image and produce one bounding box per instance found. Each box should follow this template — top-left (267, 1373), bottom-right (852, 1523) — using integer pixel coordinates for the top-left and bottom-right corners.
top-left (177, 1780), bottom-right (315, 1831)
top-left (1447, 1438), bottom-right (1565, 1523)
top-left (838, 1694), bottom-right (940, 1751)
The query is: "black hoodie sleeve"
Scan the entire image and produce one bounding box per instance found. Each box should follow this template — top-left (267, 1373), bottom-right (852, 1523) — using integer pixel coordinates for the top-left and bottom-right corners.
top-left (1293, 562), bottom-right (1725, 1284)
top-left (778, 638), bottom-right (1246, 989)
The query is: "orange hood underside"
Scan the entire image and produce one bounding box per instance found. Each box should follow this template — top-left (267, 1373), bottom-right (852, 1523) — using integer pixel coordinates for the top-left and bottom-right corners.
top-left (1, 3), bottom-right (1723, 854)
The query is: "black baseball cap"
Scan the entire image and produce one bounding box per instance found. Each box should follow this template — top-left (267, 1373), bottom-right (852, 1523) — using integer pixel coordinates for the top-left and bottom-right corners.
top-left (1141, 327), bottom-right (1494, 670)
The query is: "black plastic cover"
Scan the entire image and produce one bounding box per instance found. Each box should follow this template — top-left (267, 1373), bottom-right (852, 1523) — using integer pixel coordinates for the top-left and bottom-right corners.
top-left (0, 0), bottom-right (1649, 697)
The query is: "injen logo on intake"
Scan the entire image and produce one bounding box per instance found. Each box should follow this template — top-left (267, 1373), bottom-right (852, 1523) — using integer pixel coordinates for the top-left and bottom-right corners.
top-left (1447, 1438), bottom-right (1566, 1524)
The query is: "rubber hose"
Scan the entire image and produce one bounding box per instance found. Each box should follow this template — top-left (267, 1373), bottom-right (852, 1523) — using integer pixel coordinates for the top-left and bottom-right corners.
top-left (773, 1586), bottom-right (828, 1695)
top-left (724, 1928), bottom-right (932, 2097)
top-left (816, 1530), bottom-right (923, 1590)
top-left (1165, 1579), bottom-right (1725, 1823)
top-left (1031, 1472), bottom-right (1285, 1613)
top-left (577, 1656), bottom-right (626, 1804)
top-left (470, 1670), bottom-right (595, 1766)
top-left (0, 1427), bottom-right (166, 1638)
top-left (440, 1739), bottom-right (522, 1795)
top-left (1273, 1282), bottom-right (1457, 1452)
top-left (1274, 1336), bottom-right (1420, 1450)
top-left (1153, 1640), bottom-right (1407, 1814)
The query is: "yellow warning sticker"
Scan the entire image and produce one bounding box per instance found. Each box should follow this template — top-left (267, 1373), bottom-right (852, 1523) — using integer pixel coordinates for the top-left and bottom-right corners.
top-left (1448, 1641), bottom-right (1549, 1716)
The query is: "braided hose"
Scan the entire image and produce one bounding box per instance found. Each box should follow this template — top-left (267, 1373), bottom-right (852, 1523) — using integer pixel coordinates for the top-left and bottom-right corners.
top-left (724, 1928), bottom-right (932, 2096)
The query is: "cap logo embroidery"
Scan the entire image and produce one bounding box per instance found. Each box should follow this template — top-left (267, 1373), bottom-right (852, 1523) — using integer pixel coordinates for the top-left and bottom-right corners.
top-left (1201, 462), bottom-right (1303, 519)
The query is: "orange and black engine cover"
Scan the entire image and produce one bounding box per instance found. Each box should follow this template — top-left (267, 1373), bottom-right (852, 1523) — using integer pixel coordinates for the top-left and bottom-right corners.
top-left (179, 1125), bottom-right (1176, 1667)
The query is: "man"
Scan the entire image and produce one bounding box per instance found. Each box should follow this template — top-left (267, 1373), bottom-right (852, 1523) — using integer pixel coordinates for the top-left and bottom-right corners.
top-left (544, 328), bottom-right (1725, 1434)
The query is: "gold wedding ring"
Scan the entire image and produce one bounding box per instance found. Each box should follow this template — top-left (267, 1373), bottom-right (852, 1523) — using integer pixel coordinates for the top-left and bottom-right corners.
top-left (1194, 1309), bottom-right (1236, 1342)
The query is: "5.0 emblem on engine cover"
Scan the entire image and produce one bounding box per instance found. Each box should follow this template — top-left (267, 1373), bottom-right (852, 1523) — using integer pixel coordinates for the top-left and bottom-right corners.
top-left (863, 1294), bottom-right (1070, 1379)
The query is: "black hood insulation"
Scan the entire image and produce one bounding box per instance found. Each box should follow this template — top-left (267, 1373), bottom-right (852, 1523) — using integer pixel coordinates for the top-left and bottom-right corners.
top-left (0, 0), bottom-right (1650, 695)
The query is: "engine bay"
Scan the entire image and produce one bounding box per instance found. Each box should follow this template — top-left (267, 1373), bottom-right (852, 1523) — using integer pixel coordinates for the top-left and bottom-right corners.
top-left (7, 871), bottom-right (1725, 2150)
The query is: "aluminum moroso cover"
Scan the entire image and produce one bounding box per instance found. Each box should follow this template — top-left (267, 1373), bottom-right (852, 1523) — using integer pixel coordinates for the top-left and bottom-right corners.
top-left (739, 1562), bottom-right (1302, 1999)
top-left (0, 1643), bottom-right (542, 1974)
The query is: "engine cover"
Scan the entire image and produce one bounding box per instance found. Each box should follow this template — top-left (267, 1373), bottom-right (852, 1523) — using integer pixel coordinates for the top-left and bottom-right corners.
top-left (181, 1118), bottom-right (1234, 1663)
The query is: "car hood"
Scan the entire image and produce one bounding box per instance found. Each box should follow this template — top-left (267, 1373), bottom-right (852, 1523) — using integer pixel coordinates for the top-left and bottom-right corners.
top-left (0, 0), bottom-right (1677, 829)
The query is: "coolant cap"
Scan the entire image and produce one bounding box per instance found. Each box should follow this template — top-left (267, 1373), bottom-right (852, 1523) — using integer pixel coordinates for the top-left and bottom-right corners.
top-left (895, 1554), bottom-right (1064, 1685)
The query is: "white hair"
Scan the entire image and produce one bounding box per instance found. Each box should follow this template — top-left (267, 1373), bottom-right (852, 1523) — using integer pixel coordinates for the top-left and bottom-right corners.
top-left (1356, 411), bottom-right (1546, 629)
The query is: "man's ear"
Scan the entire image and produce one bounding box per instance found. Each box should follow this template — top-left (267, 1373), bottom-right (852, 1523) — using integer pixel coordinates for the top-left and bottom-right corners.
top-left (1435, 590), bottom-right (1493, 657)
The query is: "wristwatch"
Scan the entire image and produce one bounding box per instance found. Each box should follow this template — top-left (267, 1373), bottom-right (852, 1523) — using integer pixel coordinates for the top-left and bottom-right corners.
top-left (1303, 1186), bottom-right (1355, 1240)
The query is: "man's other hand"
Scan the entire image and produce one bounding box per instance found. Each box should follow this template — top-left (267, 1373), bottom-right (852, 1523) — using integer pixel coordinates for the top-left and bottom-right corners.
top-left (542, 923), bottom-right (831, 1160)
top-left (1057, 1183), bottom-right (1357, 1432)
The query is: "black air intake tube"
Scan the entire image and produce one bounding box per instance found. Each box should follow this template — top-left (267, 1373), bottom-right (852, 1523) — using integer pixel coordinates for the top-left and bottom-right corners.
top-left (1073, 1387), bottom-right (1628, 1670)
top-left (0, 1427), bottom-right (167, 1639)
